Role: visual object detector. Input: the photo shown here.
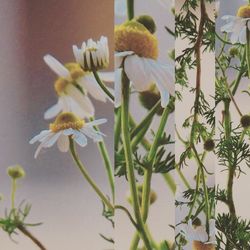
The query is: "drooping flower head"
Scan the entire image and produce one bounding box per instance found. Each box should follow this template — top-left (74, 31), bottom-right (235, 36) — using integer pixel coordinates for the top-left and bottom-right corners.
top-left (115, 20), bottom-right (158, 59)
top-left (221, 4), bottom-right (250, 44)
top-left (30, 112), bottom-right (106, 158)
top-left (44, 55), bottom-right (112, 120)
top-left (73, 36), bottom-right (109, 71)
top-left (115, 17), bottom-right (174, 108)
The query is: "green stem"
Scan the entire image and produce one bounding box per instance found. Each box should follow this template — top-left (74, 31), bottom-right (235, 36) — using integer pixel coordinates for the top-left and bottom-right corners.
top-left (69, 138), bottom-right (114, 213)
top-left (130, 100), bottom-right (161, 139)
top-left (115, 107), bottom-right (122, 150)
top-left (11, 179), bottom-right (17, 211)
top-left (92, 70), bottom-right (114, 101)
top-left (90, 117), bottom-right (115, 203)
top-left (121, 70), bottom-right (152, 249)
top-left (191, 145), bottom-right (211, 231)
top-left (175, 164), bottom-right (191, 189)
top-left (127, 0), bottom-right (134, 20)
top-left (130, 101), bottom-right (174, 250)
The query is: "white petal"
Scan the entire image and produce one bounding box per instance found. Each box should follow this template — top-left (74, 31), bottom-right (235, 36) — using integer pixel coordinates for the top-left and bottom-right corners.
top-left (43, 132), bottom-right (62, 147)
top-left (72, 45), bottom-right (83, 64)
top-left (147, 59), bottom-right (175, 96)
top-left (80, 127), bottom-right (103, 142)
top-left (239, 25), bottom-right (247, 44)
top-left (115, 51), bottom-right (134, 68)
top-left (78, 76), bottom-right (107, 102)
top-left (44, 101), bottom-right (62, 120)
top-left (124, 55), bottom-right (151, 91)
top-left (72, 130), bottom-right (88, 147)
top-left (66, 85), bottom-right (95, 116)
top-left (57, 134), bottom-right (70, 152)
top-left (63, 128), bottom-right (75, 136)
top-left (67, 97), bottom-right (90, 118)
top-left (98, 71), bottom-right (114, 83)
top-left (44, 54), bottom-right (70, 78)
top-left (115, 68), bottom-right (122, 108)
top-left (85, 118), bottom-right (107, 127)
top-left (29, 130), bottom-right (51, 144)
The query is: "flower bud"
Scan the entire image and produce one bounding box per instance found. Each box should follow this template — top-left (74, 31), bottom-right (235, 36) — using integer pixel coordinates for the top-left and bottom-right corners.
top-left (138, 84), bottom-right (163, 115)
top-left (204, 139), bottom-right (215, 152)
top-left (7, 165), bottom-right (26, 179)
top-left (135, 15), bottom-right (156, 34)
top-left (240, 115), bottom-right (250, 128)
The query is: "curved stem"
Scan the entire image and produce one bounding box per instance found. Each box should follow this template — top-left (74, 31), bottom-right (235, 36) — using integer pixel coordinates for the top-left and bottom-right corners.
top-left (115, 205), bottom-right (138, 229)
top-left (92, 70), bottom-right (114, 101)
top-left (69, 138), bottom-right (114, 213)
top-left (18, 225), bottom-right (46, 250)
top-left (121, 70), bottom-right (152, 249)
top-left (89, 117), bottom-right (115, 203)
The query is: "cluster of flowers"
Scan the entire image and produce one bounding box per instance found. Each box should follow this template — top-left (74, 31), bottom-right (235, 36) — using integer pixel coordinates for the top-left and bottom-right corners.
top-left (30, 37), bottom-right (113, 157)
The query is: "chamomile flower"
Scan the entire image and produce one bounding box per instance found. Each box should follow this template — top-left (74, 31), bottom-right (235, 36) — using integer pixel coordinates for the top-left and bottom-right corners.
top-left (30, 112), bottom-right (106, 158)
top-left (44, 55), bottom-right (112, 120)
top-left (73, 36), bottom-right (109, 71)
top-left (115, 19), bottom-right (174, 108)
top-left (181, 219), bottom-right (216, 249)
top-left (221, 4), bottom-right (250, 44)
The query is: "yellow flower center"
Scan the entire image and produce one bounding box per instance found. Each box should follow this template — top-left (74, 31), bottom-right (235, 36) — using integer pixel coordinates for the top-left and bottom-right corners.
top-left (115, 20), bottom-right (158, 59)
top-left (54, 63), bottom-right (85, 95)
top-left (237, 5), bottom-right (250, 18)
top-left (50, 112), bottom-right (85, 133)
top-left (193, 241), bottom-right (215, 250)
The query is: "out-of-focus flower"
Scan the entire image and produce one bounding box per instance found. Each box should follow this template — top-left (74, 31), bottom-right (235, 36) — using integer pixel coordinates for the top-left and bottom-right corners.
top-left (181, 219), bottom-right (216, 248)
top-left (73, 36), bottom-right (109, 71)
top-left (44, 55), bottom-right (111, 120)
top-left (30, 112), bottom-right (106, 158)
top-left (114, 20), bottom-right (174, 107)
top-left (221, 5), bottom-right (250, 44)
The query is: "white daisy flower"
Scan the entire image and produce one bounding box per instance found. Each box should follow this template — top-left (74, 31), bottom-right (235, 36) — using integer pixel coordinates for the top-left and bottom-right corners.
top-left (44, 54), bottom-right (113, 120)
top-left (114, 20), bottom-right (174, 108)
top-left (73, 36), bottom-right (109, 72)
top-left (181, 219), bottom-right (216, 249)
top-left (221, 5), bottom-right (250, 44)
top-left (30, 112), bottom-right (107, 158)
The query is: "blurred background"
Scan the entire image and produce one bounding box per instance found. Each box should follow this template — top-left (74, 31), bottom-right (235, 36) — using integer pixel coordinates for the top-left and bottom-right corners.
top-left (0, 0), bottom-right (114, 249)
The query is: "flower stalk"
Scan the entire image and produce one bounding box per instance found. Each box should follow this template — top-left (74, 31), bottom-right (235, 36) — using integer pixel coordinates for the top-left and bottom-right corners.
top-left (121, 70), bottom-right (152, 250)
top-left (69, 138), bottom-right (114, 213)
